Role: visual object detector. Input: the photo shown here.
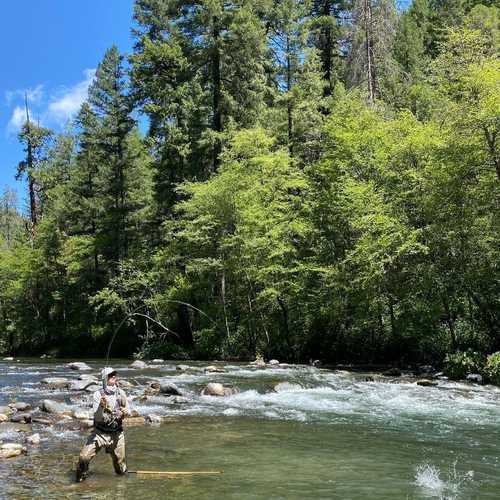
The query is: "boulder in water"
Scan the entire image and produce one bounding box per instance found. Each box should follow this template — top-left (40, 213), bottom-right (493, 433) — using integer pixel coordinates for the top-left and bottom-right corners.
top-left (250, 359), bottom-right (266, 368)
top-left (72, 410), bottom-right (92, 420)
top-left (26, 433), bottom-right (40, 445)
top-left (40, 399), bottom-right (69, 414)
top-left (146, 414), bottom-right (162, 425)
top-left (69, 379), bottom-right (97, 391)
top-left (130, 360), bottom-right (148, 369)
top-left (0, 414), bottom-right (8, 423)
top-left (159, 382), bottom-right (183, 396)
top-left (416, 379), bottom-right (438, 387)
top-left (77, 374), bottom-right (98, 381)
top-left (11, 402), bottom-right (31, 412)
top-left (123, 416), bottom-right (146, 427)
top-left (66, 362), bottom-right (92, 371)
top-left (176, 364), bottom-right (190, 371)
top-left (0, 406), bottom-right (13, 416)
top-left (202, 382), bottom-right (225, 396)
top-left (85, 384), bottom-right (101, 393)
top-left (41, 377), bottom-right (71, 389)
top-left (466, 373), bottom-right (483, 384)
top-left (2, 357), bottom-right (14, 361)
top-left (152, 359), bottom-right (164, 364)
top-left (204, 365), bottom-right (225, 373)
top-left (10, 413), bottom-right (32, 424)
top-left (0, 443), bottom-right (27, 459)
top-left (268, 359), bottom-right (280, 366)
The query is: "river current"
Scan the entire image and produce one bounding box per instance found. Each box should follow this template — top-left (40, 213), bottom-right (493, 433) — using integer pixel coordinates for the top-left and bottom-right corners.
top-left (0, 359), bottom-right (499, 499)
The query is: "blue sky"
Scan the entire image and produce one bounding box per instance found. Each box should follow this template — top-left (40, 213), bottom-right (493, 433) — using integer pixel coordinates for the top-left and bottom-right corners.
top-left (1, 0), bottom-right (135, 206)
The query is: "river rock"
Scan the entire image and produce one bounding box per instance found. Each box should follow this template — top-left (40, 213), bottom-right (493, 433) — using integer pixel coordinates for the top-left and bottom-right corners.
top-left (11, 402), bottom-right (31, 412)
top-left (250, 359), bottom-right (266, 368)
top-left (176, 364), bottom-right (190, 371)
top-left (69, 379), bottom-right (97, 391)
top-left (268, 359), bottom-right (280, 366)
top-left (85, 384), bottom-right (101, 393)
top-left (152, 359), bottom-right (164, 364)
top-left (40, 399), bottom-right (69, 414)
top-left (169, 396), bottom-right (189, 404)
top-left (10, 413), bottom-right (32, 424)
top-left (80, 419), bottom-right (94, 429)
top-left (26, 433), bottom-right (40, 445)
top-left (41, 377), bottom-right (71, 389)
top-left (223, 386), bottom-right (239, 396)
top-left (466, 373), bottom-right (483, 384)
top-left (2, 357), bottom-right (14, 361)
top-left (383, 368), bottom-right (402, 377)
top-left (310, 359), bottom-right (321, 367)
top-left (0, 423), bottom-right (31, 433)
top-left (123, 416), bottom-right (146, 427)
top-left (77, 374), bottom-right (98, 381)
top-left (204, 365), bottom-right (225, 373)
top-left (416, 379), bottom-right (438, 387)
top-left (66, 362), bottom-right (92, 371)
top-left (0, 406), bottom-right (13, 416)
top-left (159, 382), bottom-right (183, 396)
top-left (130, 360), bottom-right (148, 369)
top-left (202, 383), bottom-right (225, 396)
top-left (0, 443), bottom-right (27, 459)
top-left (0, 414), bottom-right (8, 423)
top-left (146, 414), bottom-right (162, 425)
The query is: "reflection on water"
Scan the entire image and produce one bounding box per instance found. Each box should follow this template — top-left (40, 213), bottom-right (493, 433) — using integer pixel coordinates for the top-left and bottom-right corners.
top-left (0, 359), bottom-right (499, 499)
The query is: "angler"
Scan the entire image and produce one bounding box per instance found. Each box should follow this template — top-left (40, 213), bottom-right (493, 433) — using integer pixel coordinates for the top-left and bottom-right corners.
top-left (76, 367), bottom-right (131, 482)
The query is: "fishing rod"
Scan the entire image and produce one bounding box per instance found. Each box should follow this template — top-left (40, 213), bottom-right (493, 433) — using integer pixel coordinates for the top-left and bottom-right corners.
top-left (128, 470), bottom-right (223, 476)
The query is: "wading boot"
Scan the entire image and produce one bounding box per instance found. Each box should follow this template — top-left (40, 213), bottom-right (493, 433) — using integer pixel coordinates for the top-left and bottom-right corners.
top-left (76, 460), bottom-right (88, 483)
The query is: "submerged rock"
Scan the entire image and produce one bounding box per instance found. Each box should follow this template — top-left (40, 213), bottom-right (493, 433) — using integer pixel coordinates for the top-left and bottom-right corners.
top-left (416, 379), bottom-right (438, 387)
top-left (26, 433), bottom-right (40, 445)
top-left (41, 377), bottom-right (71, 389)
top-left (160, 382), bottom-right (183, 396)
top-left (466, 374), bottom-right (483, 384)
top-left (66, 362), bottom-right (92, 371)
top-left (204, 365), bottom-right (225, 373)
top-left (130, 360), bottom-right (148, 369)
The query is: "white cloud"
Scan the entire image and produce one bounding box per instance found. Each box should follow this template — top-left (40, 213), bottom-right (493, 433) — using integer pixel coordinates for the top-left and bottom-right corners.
top-left (7, 106), bottom-right (27, 135)
top-left (5, 84), bottom-right (44, 105)
top-left (48, 69), bottom-right (96, 124)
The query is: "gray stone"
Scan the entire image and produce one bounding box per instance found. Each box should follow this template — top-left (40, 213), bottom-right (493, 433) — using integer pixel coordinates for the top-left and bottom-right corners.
top-left (159, 382), bottom-right (183, 396)
top-left (204, 365), bottom-right (225, 373)
top-left (202, 383), bottom-right (225, 396)
top-left (72, 410), bottom-right (92, 420)
top-left (11, 402), bottom-right (31, 412)
top-left (69, 379), bottom-right (97, 391)
top-left (0, 406), bottom-right (13, 416)
top-left (146, 414), bottom-right (162, 425)
top-left (0, 414), bottom-right (8, 423)
top-left (2, 357), bottom-right (14, 361)
top-left (40, 399), bottom-right (69, 414)
top-left (169, 396), bottom-right (189, 404)
top-left (10, 413), bottom-right (32, 424)
top-left (77, 374), bottom-right (98, 381)
top-left (26, 433), bottom-right (40, 445)
top-left (85, 384), bottom-right (101, 393)
top-left (466, 373), bottom-right (483, 384)
top-left (268, 359), bottom-right (280, 366)
top-left (130, 360), bottom-right (148, 369)
top-left (41, 377), bottom-right (71, 389)
top-left (66, 362), bottom-right (92, 371)
top-left (176, 364), bottom-right (190, 371)
top-left (151, 359), bottom-right (164, 364)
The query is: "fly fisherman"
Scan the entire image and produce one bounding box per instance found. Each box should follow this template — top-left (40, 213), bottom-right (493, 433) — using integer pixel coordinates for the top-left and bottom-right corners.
top-left (76, 367), bottom-right (131, 482)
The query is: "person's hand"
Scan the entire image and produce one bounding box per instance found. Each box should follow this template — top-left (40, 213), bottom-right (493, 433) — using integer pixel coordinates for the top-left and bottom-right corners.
top-left (100, 396), bottom-right (108, 409)
top-left (115, 409), bottom-right (124, 419)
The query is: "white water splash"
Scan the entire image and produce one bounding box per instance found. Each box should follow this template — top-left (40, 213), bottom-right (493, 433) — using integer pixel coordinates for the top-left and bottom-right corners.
top-left (414, 462), bottom-right (474, 499)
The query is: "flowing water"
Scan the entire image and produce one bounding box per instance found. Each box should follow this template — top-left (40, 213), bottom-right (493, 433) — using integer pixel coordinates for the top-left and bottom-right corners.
top-left (0, 359), bottom-right (499, 499)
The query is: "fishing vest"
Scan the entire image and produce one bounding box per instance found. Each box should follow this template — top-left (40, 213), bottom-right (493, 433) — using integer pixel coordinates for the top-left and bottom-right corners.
top-left (94, 389), bottom-right (126, 433)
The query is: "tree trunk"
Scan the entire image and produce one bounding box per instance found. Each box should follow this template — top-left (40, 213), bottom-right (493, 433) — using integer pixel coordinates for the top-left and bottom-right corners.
top-left (212, 16), bottom-right (222, 171)
top-left (364, 0), bottom-right (376, 101)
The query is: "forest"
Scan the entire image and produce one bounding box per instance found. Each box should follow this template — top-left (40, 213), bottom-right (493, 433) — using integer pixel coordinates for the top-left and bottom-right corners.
top-left (0, 0), bottom-right (498, 369)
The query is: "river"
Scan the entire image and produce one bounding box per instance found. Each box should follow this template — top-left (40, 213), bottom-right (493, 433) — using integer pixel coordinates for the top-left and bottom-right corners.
top-left (0, 358), bottom-right (499, 499)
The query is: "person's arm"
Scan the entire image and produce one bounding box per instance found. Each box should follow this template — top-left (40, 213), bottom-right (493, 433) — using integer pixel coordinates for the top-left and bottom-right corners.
top-left (117, 389), bottom-right (131, 417)
top-left (92, 391), bottom-right (102, 414)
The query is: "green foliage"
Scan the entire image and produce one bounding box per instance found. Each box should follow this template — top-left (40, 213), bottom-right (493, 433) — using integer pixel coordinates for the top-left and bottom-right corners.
top-left (484, 352), bottom-right (500, 386)
top-left (444, 350), bottom-right (484, 380)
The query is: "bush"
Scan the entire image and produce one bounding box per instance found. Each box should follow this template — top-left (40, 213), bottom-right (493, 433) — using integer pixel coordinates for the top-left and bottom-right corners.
top-left (484, 352), bottom-right (500, 386)
top-left (443, 350), bottom-right (484, 380)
